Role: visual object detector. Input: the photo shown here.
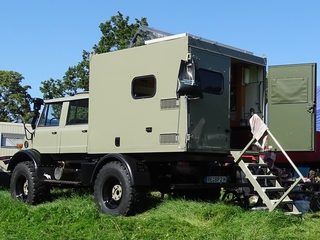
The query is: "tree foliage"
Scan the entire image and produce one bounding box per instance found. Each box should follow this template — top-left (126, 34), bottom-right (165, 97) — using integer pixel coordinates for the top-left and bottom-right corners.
top-left (0, 71), bottom-right (33, 122)
top-left (40, 12), bottom-right (148, 99)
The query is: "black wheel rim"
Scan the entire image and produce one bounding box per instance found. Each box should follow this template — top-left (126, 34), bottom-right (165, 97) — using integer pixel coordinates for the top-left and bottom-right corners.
top-left (223, 190), bottom-right (241, 203)
top-left (15, 175), bottom-right (28, 202)
top-left (102, 177), bottom-right (123, 209)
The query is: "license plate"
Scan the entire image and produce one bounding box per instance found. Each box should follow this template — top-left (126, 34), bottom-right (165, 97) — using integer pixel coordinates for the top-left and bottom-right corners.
top-left (205, 176), bottom-right (227, 183)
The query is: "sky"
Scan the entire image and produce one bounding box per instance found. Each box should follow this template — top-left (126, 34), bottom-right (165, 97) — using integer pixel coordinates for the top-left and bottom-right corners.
top-left (1, 1), bottom-right (320, 99)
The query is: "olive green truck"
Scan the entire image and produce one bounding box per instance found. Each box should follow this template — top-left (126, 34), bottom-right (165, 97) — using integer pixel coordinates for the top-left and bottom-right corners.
top-left (7, 28), bottom-right (317, 216)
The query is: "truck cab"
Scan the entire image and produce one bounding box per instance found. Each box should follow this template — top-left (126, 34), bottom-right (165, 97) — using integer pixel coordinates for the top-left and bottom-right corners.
top-left (31, 93), bottom-right (89, 153)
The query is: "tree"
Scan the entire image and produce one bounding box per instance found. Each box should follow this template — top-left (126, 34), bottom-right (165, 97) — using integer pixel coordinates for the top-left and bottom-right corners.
top-left (39, 78), bottom-right (66, 99)
top-left (0, 71), bottom-right (33, 122)
top-left (41, 12), bottom-right (148, 99)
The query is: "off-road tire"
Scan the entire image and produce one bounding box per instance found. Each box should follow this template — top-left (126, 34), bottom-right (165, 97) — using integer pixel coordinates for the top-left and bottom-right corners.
top-left (222, 189), bottom-right (242, 203)
top-left (10, 161), bottom-right (50, 204)
top-left (94, 161), bottom-right (136, 216)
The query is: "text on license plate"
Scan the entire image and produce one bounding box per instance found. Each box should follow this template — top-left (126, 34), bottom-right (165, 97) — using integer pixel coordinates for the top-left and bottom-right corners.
top-left (205, 176), bottom-right (227, 183)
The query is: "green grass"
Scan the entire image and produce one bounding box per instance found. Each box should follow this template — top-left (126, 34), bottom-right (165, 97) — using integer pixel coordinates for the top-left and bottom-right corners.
top-left (0, 187), bottom-right (319, 240)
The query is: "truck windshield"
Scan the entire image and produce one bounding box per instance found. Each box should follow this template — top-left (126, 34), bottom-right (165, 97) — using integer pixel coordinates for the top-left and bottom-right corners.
top-left (197, 68), bottom-right (224, 94)
top-left (38, 102), bottom-right (63, 127)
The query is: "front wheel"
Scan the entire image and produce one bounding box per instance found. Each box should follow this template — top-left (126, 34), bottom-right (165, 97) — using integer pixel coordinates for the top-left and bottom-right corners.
top-left (10, 161), bottom-right (49, 204)
top-left (94, 161), bottom-right (136, 216)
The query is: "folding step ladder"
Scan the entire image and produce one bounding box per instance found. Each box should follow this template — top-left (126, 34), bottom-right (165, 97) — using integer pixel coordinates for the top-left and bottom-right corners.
top-left (231, 114), bottom-right (305, 215)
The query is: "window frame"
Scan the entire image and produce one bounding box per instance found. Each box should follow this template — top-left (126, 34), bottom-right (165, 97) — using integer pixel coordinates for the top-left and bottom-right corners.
top-left (197, 68), bottom-right (224, 95)
top-left (66, 99), bottom-right (89, 125)
top-left (0, 132), bottom-right (24, 148)
top-left (37, 102), bottom-right (63, 127)
top-left (131, 75), bottom-right (156, 99)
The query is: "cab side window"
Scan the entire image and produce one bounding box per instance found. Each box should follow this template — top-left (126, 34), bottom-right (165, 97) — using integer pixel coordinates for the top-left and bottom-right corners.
top-left (38, 102), bottom-right (63, 127)
top-left (67, 99), bottom-right (89, 125)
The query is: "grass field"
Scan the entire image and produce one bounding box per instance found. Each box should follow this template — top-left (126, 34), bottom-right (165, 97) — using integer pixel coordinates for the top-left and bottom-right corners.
top-left (1, 186), bottom-right (320, 240)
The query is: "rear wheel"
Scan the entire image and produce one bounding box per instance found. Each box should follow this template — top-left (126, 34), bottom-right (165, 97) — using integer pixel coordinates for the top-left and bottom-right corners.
top-left (221, 188), bottom-right (248, 208)
top-left (10, 161), bottom-right (49, 204)
top-left (94, 161), bottom-right (136, 216)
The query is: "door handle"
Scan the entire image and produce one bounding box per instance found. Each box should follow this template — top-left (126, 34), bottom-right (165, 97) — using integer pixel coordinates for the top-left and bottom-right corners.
top-left (51, 131), bottom-right (57, 135)
top-left (82, 130), bottom-right (88, 133)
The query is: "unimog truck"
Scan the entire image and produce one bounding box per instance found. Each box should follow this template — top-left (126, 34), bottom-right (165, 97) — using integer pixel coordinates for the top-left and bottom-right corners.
top-left (7, 27), bottom-right (317, 216)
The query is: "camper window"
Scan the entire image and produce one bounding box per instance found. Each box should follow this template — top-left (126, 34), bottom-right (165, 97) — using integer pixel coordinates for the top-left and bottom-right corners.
top-left (132, 75), bottom-right (156, 99)
top-left (197, 69), bottom-right (224, 94)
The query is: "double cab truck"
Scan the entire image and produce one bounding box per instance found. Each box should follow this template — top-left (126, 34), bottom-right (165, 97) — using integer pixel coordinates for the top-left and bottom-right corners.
top-left (7, 28), bottom-right (317, 216)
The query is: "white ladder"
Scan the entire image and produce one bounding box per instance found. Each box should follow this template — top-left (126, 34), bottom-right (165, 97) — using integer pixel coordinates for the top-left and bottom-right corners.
top-left (231, 115), bottom-right (305, 215)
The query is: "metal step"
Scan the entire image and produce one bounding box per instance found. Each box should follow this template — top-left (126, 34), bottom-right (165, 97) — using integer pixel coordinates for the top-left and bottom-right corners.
top-left (270, 199), bottom-right (293, 205)
top-left (44, 179), bottom-right (81, 185)
top-left (262, 187), bottom-right (285, 192)
top-left (244, 163), bottom-right (268, 168)
top-left (253, 175), bottom-right (277, 180)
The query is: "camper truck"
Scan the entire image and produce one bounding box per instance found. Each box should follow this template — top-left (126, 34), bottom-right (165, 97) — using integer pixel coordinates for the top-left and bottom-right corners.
top-left (7, 28), bottom-right (317, 216)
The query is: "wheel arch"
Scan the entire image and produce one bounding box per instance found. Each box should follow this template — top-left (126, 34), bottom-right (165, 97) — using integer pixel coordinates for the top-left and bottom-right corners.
top-left (8, 149), bottom-right (41, 172)
top-left (91, 153), bottom-right (151, 186)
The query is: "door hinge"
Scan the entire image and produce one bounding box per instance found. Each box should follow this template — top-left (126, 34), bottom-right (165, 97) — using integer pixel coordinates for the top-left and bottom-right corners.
top-left (186, 134), bottom-right (191, 141)
top-left (306, 103), bottom-right (315, 113)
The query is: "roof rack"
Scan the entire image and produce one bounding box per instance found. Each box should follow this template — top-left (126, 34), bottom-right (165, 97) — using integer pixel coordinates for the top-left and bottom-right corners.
top-left (129, 26), bottom-right (173, 48)
top-left (130, 26), bottom-right (253, 55)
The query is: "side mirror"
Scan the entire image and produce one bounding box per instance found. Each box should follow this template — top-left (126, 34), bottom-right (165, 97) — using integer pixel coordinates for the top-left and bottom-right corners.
top-left (31, 98), bottom-right (44, 129)
top-left (33, 98), bottom-right (44, 111)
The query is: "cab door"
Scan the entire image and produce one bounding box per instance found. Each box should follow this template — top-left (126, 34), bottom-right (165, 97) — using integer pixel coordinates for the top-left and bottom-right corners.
top-left (59, 99), bottom-right (89, 153)
top-left (268, 63), bottom-right (317, 151)
top-left (33, 102), bottom-right (63, 153)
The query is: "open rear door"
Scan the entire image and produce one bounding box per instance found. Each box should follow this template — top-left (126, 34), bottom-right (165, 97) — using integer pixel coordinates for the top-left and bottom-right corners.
top-left (268, 63), bottom-right (317, 151)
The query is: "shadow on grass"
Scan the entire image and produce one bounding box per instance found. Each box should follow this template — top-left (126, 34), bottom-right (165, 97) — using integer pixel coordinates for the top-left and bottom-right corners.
top-left (0, 172), bottom-right (10, 189)
top-left (134, 192), bottom-right (165, 214)
top-left (167, 189), bottom-right (221, 203)
top-left (49, 187), bottom-right (94, 200)
top-left (48, 187), bottom-right (164, 215)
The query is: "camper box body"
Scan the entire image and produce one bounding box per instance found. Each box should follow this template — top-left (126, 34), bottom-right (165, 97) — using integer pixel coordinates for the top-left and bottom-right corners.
top-left (88, 34), bottom-right (267, 155)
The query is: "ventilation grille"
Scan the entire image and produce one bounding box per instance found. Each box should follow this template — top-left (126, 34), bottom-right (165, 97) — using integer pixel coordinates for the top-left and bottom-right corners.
top-left (159, 133), bottom-right (179, 144)
top-left (160, 98), bottom-right (179, 110)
